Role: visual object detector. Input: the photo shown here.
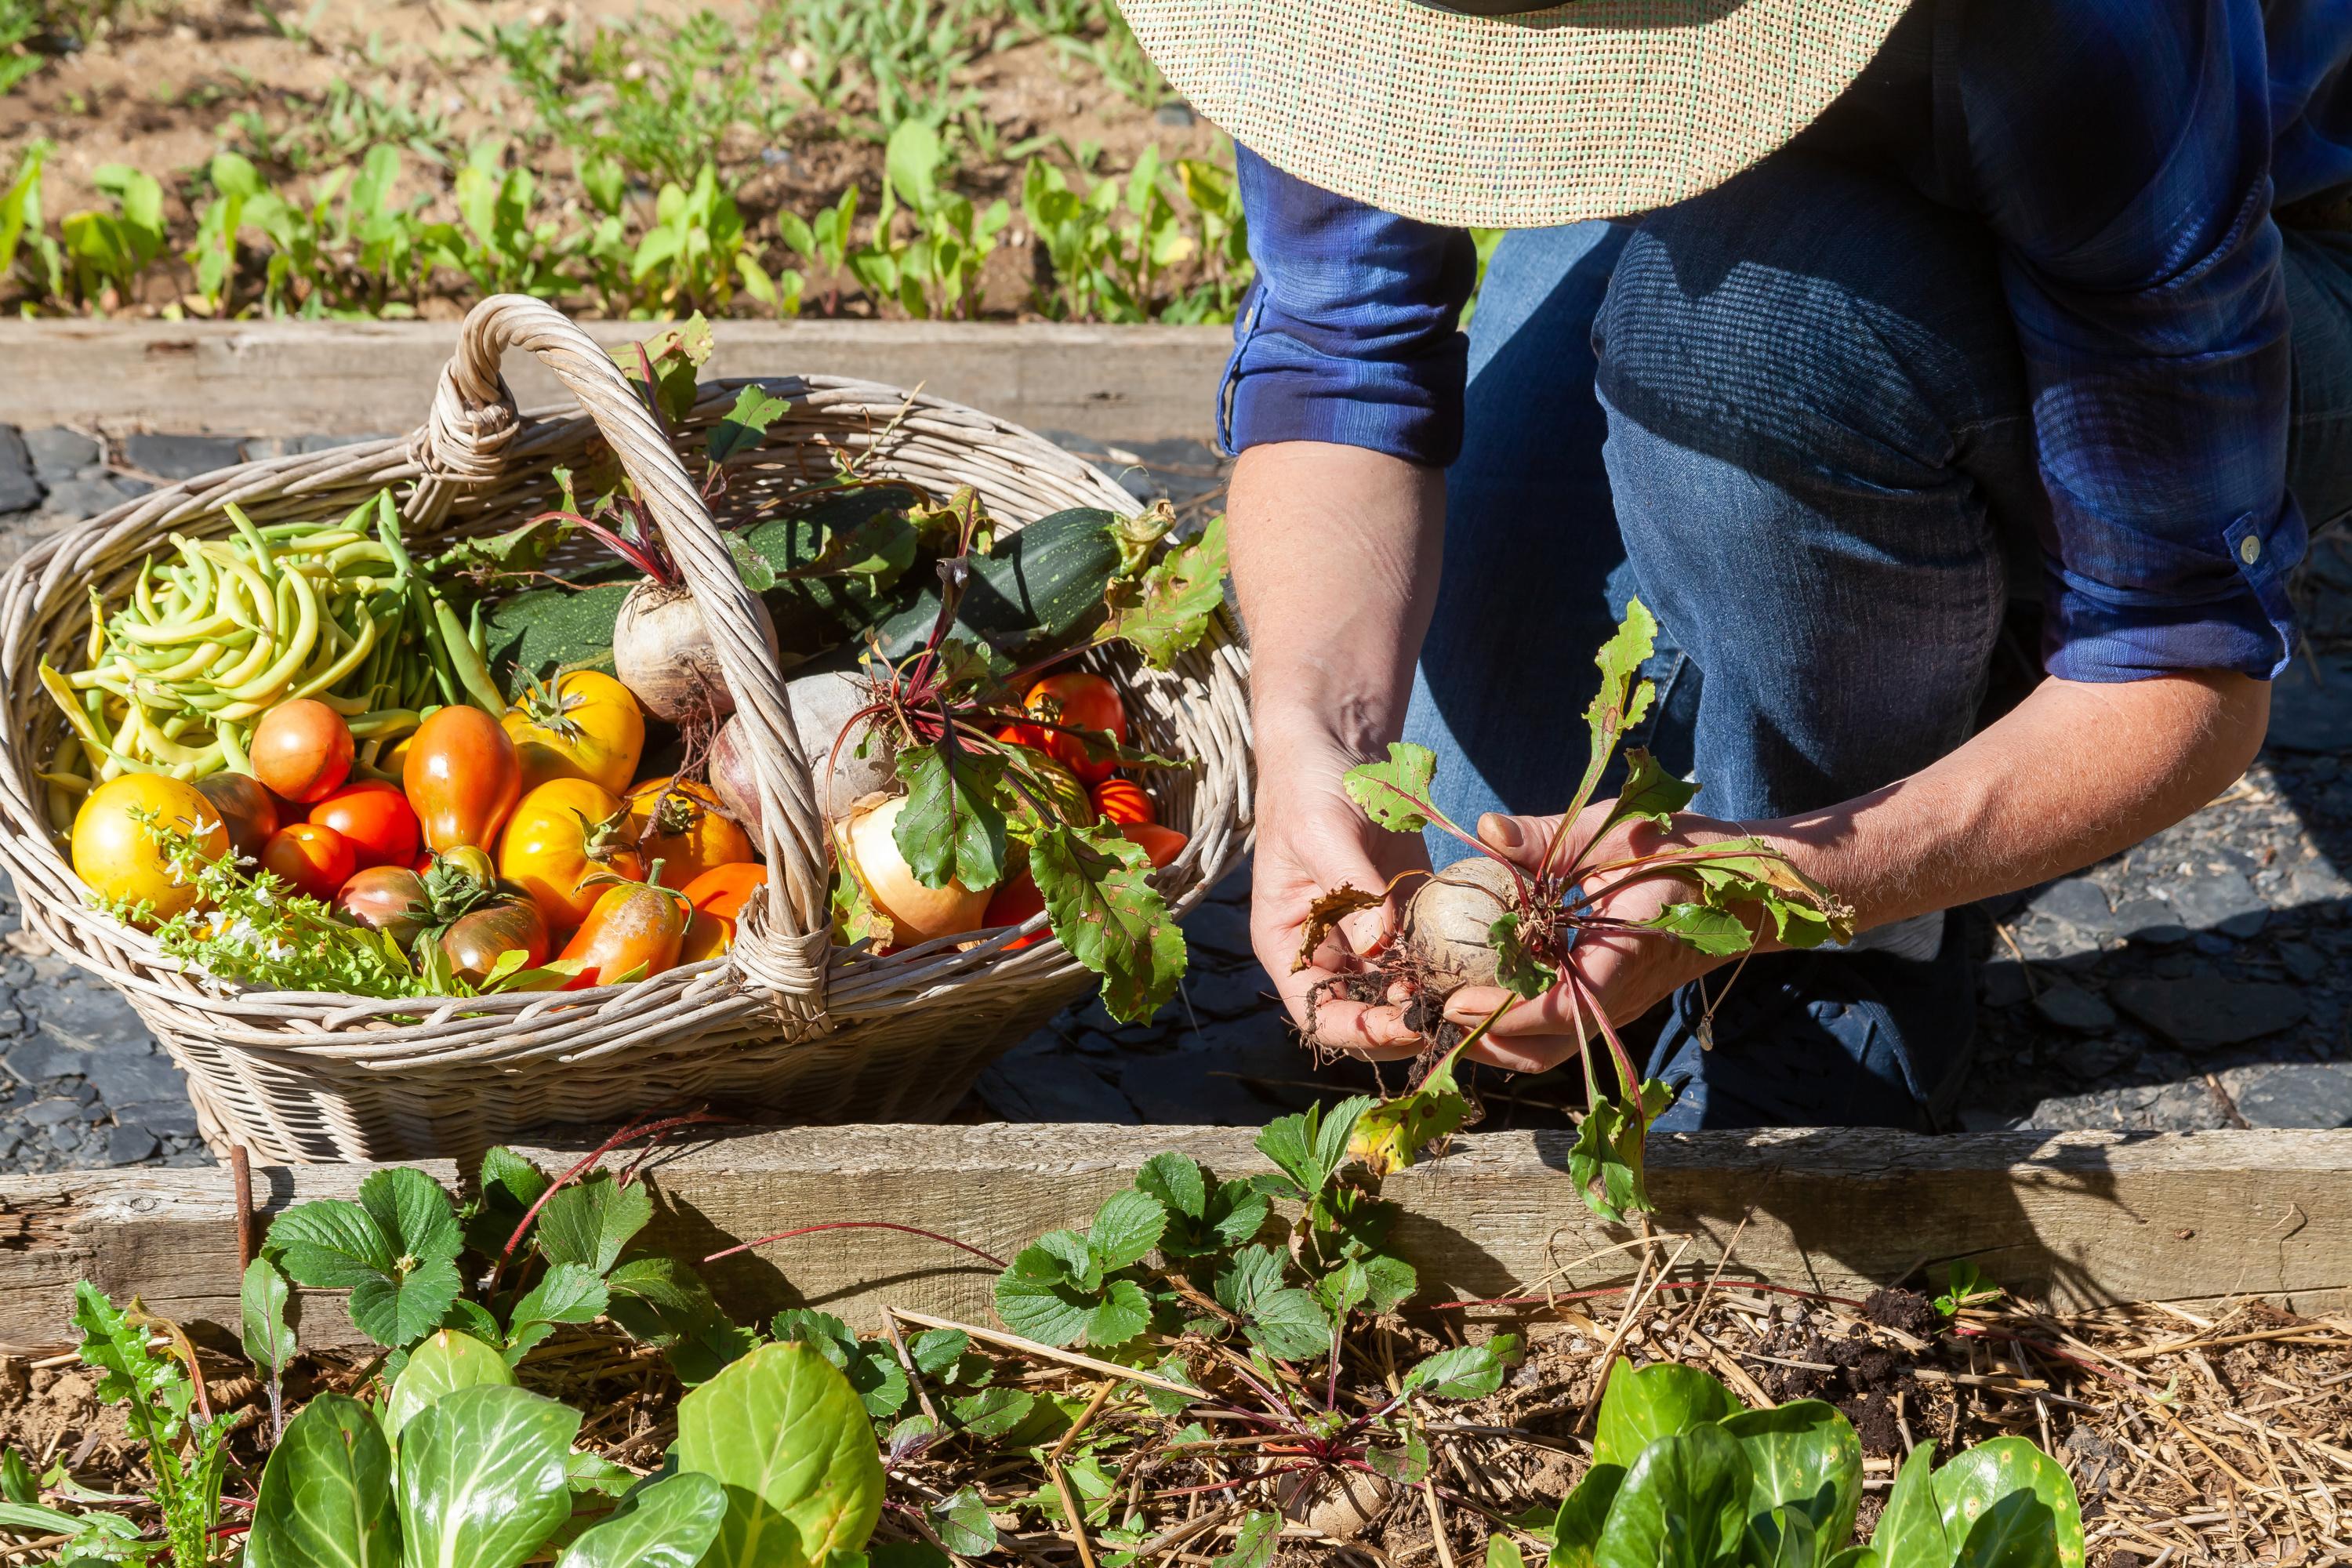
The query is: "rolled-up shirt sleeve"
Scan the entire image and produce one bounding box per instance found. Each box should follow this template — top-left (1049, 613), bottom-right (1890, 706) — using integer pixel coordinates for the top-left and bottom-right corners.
top-left (1220, 144), bottom-right (1478, 466)
top-left (1968, 0), bottom-right (2301, 681)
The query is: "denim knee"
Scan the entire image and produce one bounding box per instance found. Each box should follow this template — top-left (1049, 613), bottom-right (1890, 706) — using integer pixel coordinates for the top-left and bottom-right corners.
top-left (1592, 154), bottom-right (2020, 506)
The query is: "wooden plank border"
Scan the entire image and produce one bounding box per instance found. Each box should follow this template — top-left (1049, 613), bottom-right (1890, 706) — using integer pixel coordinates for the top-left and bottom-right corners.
top-left (0, 320), bottom-right (1233, 443)
top-left (4, 1126), bottom-right (2347, 1353)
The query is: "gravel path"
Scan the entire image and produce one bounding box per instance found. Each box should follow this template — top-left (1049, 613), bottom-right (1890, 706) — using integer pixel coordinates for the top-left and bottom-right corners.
top-left (5, 424), bottom-right (2350, 1171)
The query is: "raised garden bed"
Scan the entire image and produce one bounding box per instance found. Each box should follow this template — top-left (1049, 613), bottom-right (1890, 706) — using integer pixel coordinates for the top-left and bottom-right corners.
top-left (2, 1123), bottom-right (2349, 1566)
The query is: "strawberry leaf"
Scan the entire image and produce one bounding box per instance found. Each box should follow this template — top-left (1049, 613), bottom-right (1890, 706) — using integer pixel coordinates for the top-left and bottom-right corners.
top-left (1030, 823), bottom-right (1185, 1023)
top-left (1098, 515), bottom-right (1227, 669)
top-left (1344, 742), bottom-right (1442, 835)
top-left (894, 742), bottom-right (1009, 892)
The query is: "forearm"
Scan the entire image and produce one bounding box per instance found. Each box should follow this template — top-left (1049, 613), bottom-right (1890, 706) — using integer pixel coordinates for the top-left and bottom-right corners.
top-left (1768, 671), bottom-right (2270, 934)
top-left (1228, 442), bottom-right (1445, 767)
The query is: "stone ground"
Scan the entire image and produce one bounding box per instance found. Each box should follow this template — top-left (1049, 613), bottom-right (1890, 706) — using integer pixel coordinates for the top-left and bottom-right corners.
top-left (6, 424), bottom-right (2352, 1172)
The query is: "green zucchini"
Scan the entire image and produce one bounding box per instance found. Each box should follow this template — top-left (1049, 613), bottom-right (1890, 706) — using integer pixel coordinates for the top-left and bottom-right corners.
top-left (741, 486), bottom-right (927, 665)
top-left (870, 506), bottom-right (1125, 660)
top-left (485, 580), bottom-right (630, 690)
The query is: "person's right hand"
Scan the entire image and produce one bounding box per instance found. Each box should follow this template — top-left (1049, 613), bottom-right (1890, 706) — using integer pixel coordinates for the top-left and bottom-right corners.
top-left (1250, 739), bottom-right (1430, 1054)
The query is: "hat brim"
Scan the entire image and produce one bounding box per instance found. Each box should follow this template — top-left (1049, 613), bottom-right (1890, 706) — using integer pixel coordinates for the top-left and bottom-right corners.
top-left (1118, 0), bottom-right (1914, 229)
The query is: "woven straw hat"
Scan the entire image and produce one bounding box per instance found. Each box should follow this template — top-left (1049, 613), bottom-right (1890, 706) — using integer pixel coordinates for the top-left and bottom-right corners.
top-left (1118, 0), bottom-right (1915, 228)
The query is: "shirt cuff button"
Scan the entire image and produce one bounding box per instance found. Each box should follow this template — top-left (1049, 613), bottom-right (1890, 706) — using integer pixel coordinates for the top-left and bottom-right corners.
top-left (2239, 534), bottom-right (2263, 565)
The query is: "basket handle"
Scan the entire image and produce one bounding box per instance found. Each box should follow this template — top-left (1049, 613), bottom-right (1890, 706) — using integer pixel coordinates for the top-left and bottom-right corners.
top-left (422, 296), bottom-right (833, 1005)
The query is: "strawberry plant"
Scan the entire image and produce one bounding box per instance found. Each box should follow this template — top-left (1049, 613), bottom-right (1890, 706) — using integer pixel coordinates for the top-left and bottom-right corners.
top-left (1322, 601), bottom-right (1853, 1220)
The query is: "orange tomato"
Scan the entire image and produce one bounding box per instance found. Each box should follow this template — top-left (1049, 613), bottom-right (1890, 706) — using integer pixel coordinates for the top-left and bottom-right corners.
top-left (557, 877), bottom-right (691, 988)
top-left (404, 705), bottom-right (522, 852)
top-left (309, 780), bottom-right (421, 871)
top-left (498, 779), bottom-right (643, 931)
top-left (982, 868), bottom-right (1047, 949)
top-left (677, 862), bottom-right (764, 963)
top-left (261, 822), bottom-right (356, 902)
top-left (1120, 822), bottom-right (1189, 869)
top-left (250, 699), bottom-right (354, 804)
top-left (1091, 778), bottom-right (1155, 826)
top-left (1022, 673), bottom-right (1127, 785)
top-left (623, 777), bottom-right (754, 889)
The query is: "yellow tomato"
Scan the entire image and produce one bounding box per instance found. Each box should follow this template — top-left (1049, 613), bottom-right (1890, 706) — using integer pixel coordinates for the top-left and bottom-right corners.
top-left (496, 779), bottom-right (643, 931)
top-left (502, 670), bottom-right (646, 797)
top-left (624, 777), bottom-right (754, 889)
top-left (72, 775), bottom-right (230, 920)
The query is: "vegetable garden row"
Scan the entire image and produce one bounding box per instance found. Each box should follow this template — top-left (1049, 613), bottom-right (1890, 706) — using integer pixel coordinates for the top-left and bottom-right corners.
top-left (0, 0), bottom-right (1276, 325)
top-left (0, 128), bottom-right (1251, 325)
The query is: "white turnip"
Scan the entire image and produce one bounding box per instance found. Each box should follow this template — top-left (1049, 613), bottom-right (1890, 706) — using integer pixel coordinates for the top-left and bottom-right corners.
top-left (1277, 1468), bottom-right (1393, 1541)
top-left (835, 794), bottom-right (991, 947)
top-left (710, 656), bottom-right (900, 834)
top-left (1396, 855), bottom-right (1521, 1000)
top-left (613, 579), bottom-right (781, 724)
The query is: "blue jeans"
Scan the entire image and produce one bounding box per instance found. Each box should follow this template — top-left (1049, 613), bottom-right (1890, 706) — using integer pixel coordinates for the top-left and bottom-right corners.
top-left (1401, 153), bottom-right (2352, 1130)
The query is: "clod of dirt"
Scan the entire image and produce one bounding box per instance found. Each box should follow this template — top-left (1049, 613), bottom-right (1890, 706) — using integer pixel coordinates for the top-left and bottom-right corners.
top-left (1862, 1287), bottom-right (1939, 1339)
top-left (1398, 856), bottom-right (1522, 1000)
top-left (1279, 1467), bottom-right (1396, 1541)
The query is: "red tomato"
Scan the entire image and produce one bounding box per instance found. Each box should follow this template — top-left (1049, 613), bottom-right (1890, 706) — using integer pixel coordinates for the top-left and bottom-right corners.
top-left (1091, 778), bottom-right (1156, 826)
top-left (1022, 673), bottom-right (1127, 785)
top-left (557, 878), bottom-right (691, 988)
top-left (260, 822), bottom-right (357, 901)
top-left (194, 771), bottom-right (281, 862)
top-left (982, 868), bottom-right (1047, 949)
top-left (250, 699), bottom-right (354, 804)
top-left (404, 705), bottom-right (522, 852)
top-left (335, 866), bottom-right (433, 950)
top-left (1120, 823), bottom-right (1189, 870)
top-left (309, 780), bottom-right (421, 871)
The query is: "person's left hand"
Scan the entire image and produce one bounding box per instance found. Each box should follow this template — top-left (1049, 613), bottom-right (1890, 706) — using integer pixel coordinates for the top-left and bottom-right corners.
top-left (1436, 805), bottom-right (1759, 1075)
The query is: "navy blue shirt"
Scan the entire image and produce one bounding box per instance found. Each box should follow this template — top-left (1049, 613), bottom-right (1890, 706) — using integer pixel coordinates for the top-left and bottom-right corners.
top-left (1221, 0), bottom-right (2352, 682)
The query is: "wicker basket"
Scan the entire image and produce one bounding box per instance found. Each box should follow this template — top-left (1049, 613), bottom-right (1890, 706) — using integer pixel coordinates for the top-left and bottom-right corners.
top-left (0, 297), bottom-right (1254, 1163)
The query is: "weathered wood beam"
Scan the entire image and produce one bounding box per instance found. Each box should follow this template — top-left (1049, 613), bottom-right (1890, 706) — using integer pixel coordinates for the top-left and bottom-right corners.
top-left (3, 1126), bottom-right (2346, 1354)
top-left (0, 320), bottom-right (1232, 443)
